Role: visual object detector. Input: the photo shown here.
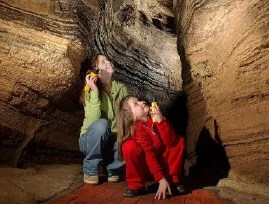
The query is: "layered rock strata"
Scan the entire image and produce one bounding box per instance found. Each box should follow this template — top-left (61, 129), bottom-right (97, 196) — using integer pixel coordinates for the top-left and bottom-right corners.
top-left (174, 0), bottom-right (269, 192)
top-left (0, 0), bottom-right (183, 166)
top-left (0, 0), bottom-right (86, 165)
top-left (1, 0), bottom-right (268, 197)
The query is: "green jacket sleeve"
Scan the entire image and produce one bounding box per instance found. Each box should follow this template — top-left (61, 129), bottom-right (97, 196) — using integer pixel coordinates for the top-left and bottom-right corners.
top-left (84, 90), bottom-right (101, 124)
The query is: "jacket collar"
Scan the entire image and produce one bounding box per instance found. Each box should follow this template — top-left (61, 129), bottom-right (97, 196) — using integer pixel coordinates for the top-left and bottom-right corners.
top-left (111, 80), bottom-right (124, 95)
top-left (135, 117), bottom-right (153, 127)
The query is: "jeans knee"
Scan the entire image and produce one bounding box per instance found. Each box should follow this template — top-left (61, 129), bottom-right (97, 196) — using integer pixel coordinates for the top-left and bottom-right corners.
top-left (92, 118), bottom-right (110, 137)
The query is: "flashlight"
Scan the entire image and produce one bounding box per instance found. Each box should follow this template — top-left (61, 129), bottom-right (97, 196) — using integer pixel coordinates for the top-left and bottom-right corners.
top-left (151, 101), bottom-right (157, 123)
top-left (84, 67), bottom-right (100, 92)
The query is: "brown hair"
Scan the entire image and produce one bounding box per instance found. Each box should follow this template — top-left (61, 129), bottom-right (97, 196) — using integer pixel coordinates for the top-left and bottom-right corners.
top-left (117, 95), bottom-right (135, 161)
top-left (80, 54), bottom-right (102, 105)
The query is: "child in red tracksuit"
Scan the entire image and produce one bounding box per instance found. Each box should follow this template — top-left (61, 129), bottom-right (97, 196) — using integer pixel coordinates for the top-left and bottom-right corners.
top-left (117, 96), bottom-right (185, 200)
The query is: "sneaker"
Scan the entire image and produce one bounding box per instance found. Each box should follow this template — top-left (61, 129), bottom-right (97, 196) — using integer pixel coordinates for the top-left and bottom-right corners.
top-left (123, 188), bottom-right (145, 197)
top-left (108, 175), bottom-right (120, 182)
top-left (107, 169), bottom-right (120, 182)
top-left (176, 184), bottom-right (185, 194)
top-left (84, 174), bottom-right (99, 185)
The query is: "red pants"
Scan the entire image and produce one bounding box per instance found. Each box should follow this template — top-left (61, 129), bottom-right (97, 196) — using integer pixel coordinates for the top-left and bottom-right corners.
top-left (122, 137), bottom-right (185, 189)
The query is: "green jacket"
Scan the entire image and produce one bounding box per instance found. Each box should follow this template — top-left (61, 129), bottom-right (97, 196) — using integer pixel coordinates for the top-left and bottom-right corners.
top-left (80, 80), bottom-right (128, 136)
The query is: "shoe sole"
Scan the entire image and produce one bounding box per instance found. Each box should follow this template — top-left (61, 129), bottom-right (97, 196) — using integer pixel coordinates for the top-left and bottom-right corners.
top-left (84, 181), bottom-right (99, 185)
top-left (123, 191), bottom-right (145, 197)
top-left (123, 193), bottom-right (139, 197)
top-left (84, 179), bottom-right (99, 185)
top-left (108, 177), bottom-right (119, 182)
top-left (177, 189), bottom-right (185, 194)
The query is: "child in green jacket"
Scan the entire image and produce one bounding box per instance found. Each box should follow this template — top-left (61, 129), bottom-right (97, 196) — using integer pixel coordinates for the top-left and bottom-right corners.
top-left (79, 54), bottom-right (128, 185)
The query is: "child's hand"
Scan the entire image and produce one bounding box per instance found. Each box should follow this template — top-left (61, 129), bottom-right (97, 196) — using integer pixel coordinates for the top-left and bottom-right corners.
top-left (86, 74), bottom-right (98, 91)
top-left (154, 178), bottom-right (171, 200)
top-left (150, 104), bottom-right (163, 122)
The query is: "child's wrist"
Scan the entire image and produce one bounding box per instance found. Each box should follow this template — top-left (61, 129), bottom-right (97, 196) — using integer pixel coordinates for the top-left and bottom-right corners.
top-left (158, 177), bottom-right (166, 183)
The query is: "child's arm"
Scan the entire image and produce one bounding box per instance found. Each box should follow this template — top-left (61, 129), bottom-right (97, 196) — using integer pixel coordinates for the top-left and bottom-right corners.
top-left (150, 104), bottom-right (177, 147)
top-left (135, 124), bottom-right (165, 182)
top-left (136, 124), bottom-right (172, 199)
top-left (84, 90), bottom-right (101, 123)
top-left (156, 118), bottom-right (177, 147)
top-left (84, 73), bottom-right (101, 123)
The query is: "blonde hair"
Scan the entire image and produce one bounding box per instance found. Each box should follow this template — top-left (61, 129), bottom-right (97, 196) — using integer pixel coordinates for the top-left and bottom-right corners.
top-left (117, 95), bottom-right (135, 161)
top-left (80, 54), bottom-right (102, 105)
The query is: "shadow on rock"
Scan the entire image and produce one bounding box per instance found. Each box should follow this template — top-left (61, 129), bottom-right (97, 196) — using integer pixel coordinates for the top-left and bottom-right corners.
top-left (183, 126), bottom-right (230, 193)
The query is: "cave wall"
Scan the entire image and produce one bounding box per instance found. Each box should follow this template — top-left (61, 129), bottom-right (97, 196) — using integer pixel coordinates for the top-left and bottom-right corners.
top-left (174, 0), bottom-right (269, 187)
top-left (0, 0), bottom-right (183, 166)
top-left (0, 0), bottom-right (86, 165)
top-left (78, 0), bottom-right (182, 106)
top-left (1, 0), bottom-right (268, 194)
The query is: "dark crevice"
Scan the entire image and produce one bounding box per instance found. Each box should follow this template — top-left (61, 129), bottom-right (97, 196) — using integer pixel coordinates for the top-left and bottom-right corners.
top-left (166, 92), bottom-right (188, 136)
top-left (152, 16), bottom-right (176, 34)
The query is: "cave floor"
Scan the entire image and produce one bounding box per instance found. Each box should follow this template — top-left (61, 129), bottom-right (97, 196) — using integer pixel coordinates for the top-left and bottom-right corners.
top-left (50, 179), bottom-right (232, 204)
top-left (0, 164), bottom-right (268, 204)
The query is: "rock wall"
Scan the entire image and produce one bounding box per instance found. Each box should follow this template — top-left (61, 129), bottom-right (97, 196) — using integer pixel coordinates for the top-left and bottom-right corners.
top-left (78, 0), bottom-right (182, 105)
top-left (0, 0), bottom-right (86, 165)
top-left (0, 0), bottom-right (183, 166)
top-left (1, 0), bottom-right (268, 195)
top-left (174, 0), bottom-right (269, 188)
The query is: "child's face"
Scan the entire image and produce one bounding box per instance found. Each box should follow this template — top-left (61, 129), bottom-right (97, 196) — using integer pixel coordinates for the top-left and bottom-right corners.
top-left (127, 97), bottom-right (149, 121)
top-left (97, 55), bottom-right (114, 75)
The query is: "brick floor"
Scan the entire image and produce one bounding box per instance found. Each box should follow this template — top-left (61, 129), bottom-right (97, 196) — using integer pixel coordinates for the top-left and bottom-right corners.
top-left (51, 181), bottom-right (233, 204)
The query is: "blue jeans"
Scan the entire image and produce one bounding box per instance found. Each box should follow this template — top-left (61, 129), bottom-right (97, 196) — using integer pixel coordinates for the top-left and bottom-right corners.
top-left (79, 118), bottom-right (125, 176)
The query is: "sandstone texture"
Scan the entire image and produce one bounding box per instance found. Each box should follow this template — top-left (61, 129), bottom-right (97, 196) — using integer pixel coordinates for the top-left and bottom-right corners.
top-left (0, 0), bottom-right (268, 200)
top-left (174, 0), bottom-right (269, 194)
top-left (0, 0), bottom-right (87, 166)
top-left (79, 0), bottom-right (182, 104)
top-left (0, 164), bottom-right (83, 204)
top-left (0, 0), bottom-right (182, 166)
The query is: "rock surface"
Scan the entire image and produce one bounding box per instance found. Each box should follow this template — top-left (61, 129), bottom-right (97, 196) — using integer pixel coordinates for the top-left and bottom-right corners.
top-left (0, 0), bottom-right (183, 166)
top-left (79, 0), bottom-right (182, 104)
top-left (174, 0), bottom-right (269, 194)
top-left (0, 164), bottom-right (83, 204)
top-left (0, 0), bottom-right (268, 199)
top-left (0, 0), bottom-right (86, 166)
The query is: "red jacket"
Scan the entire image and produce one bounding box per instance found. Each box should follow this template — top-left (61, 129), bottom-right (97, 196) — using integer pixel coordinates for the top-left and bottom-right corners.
top-left (132, 117), bottom-right (178, 181)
